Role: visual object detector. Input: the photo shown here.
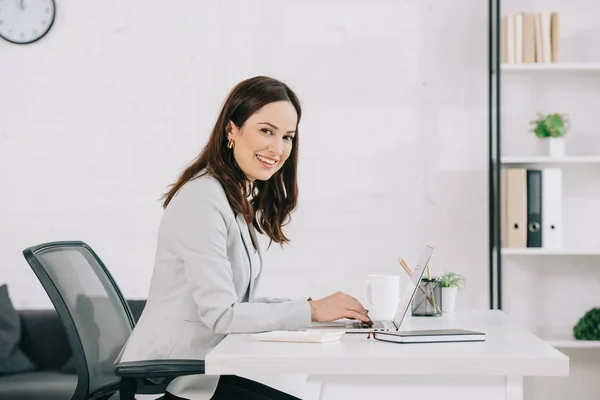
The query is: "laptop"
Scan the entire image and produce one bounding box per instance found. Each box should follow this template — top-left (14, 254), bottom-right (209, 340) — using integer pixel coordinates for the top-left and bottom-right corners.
top-left (310, 245), bottom-right (486, 343)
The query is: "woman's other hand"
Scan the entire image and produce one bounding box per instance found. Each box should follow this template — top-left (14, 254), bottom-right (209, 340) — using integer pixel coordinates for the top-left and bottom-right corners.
top-left (309, 292), bottom-right (372, 325)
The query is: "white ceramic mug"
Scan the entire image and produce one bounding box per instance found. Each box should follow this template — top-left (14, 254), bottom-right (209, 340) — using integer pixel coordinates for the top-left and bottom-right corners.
top-left (362, 275), bottom-right (401, 321)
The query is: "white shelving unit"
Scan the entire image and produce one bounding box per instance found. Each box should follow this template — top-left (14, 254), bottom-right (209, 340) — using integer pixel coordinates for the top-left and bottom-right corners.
top-left (502, 248), bottom-right (600, 256)
top-left (501, 63), bottom-right (600, 71)
top-left (493, 4), bottom-right (600, 399)
top-left (544, 337), bottom-right (600, 349)
top-left (496, 62), bottom-right (600, 396)
top-left (501, 155), bottom-right (600, 166)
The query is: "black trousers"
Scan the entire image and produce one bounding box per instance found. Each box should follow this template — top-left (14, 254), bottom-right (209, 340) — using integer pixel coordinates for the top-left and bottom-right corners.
top-left (163, 375), bottom-right (301, 400)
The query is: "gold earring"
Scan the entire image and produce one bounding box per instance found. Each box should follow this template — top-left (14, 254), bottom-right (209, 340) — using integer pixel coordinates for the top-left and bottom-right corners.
top-left (227, 139), bottom-right (234, 149)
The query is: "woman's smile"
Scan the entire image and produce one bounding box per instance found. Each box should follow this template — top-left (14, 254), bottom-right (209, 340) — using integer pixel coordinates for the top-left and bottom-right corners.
top-left (256, 154), bottom-right (279, 168)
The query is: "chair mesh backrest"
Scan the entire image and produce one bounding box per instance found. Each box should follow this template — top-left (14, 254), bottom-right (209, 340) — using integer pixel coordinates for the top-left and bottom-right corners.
top-left (29, 244), bottom-right (133, 392)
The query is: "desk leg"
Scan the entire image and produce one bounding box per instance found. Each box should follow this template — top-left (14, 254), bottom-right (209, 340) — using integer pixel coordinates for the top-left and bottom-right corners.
top-left (506, 376), bottom-right (523, 400)
top-left (304, 375), bottom-right (323, 400)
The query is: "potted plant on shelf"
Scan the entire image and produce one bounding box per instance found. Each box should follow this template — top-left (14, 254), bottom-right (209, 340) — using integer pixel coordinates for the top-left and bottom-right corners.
top-left (530, 112), bottom-right (570, 157)
top-left (440, 271), bottom-right (466, 313)
top-left (573, 307), bottom-right (600, 341)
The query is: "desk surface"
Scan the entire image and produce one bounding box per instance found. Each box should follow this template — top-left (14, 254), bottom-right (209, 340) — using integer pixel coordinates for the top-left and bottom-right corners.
top-left (205, 310), bottom-right (569, 377)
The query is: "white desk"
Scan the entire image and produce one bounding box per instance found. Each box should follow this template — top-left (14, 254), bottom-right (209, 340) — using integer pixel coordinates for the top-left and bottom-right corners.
top-left (205, 311), bottom-right (569, 400)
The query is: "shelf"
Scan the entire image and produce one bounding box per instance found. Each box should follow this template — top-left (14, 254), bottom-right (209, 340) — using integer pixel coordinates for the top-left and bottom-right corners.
top-left (500, 155), bottom-right (600, 166)
top-left (500, 63), bottom-right (600, 71)
top-left (502, 248), bottom-right (600, 256)
top-left (543, 337), bottom-right (600, 349)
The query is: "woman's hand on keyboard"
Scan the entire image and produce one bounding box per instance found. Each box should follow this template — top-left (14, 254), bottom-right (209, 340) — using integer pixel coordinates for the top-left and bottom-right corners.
top-left (309, 292), bottom-right (372, 326)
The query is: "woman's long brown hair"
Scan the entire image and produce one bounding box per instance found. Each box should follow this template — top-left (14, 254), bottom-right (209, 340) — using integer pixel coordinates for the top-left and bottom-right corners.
top-left (161, 76), bottom-right (302, 246)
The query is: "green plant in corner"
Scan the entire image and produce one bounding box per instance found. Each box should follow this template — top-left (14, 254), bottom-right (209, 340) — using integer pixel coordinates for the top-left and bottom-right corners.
top-left (440, 271), bottom-right (466, 290)
top-left (530, 112), bottom-right (570, 139)
top-left (573, 307), bottom-right (600, 340)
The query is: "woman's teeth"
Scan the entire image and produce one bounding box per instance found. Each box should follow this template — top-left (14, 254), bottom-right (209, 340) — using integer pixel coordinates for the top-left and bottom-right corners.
top-left (256, 155), bottom-right (276, 165)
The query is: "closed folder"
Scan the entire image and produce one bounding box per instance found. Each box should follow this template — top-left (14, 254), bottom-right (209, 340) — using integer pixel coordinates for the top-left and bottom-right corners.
top-left (527, 170), bottom-right (543, 248)
top-left (503, 168), bottom-right (528, 248)
top-left (542, 168), bottom-right (562, 248)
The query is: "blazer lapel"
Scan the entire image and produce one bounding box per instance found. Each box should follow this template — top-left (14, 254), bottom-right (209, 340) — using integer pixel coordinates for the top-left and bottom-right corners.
top-left (248, 224), bottom-right (263, 296)
top-left (235, 213), bottom-right (255, 295)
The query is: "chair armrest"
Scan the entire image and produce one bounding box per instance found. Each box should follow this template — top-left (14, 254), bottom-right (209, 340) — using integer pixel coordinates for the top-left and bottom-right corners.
top-left (114, 359), bottom-right (205, 378)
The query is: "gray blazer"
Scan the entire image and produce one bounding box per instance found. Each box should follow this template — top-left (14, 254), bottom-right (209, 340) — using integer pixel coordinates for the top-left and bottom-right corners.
top-left (118, 170), bottom-right (311, 399)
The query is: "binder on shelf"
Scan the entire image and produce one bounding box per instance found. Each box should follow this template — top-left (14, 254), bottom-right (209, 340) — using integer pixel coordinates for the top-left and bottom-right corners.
top-left (526, 169), bottom-right (543, 247)
top-left (521, 12), bottom-right (536, 63)
top-left (534, 13), bottom-right (543, 62)
top-left (500, 169), bottom-right (509, 247)
top-left (501, 16), bottom-right (508, 64)
top-left (550, 12), bottom-right (559, 63)
top-left (502, 168), bottom-right (528, 248)
top-left (506, 14), bottom-right (514, 64)
top-left (540, 12), bottom-right (552, 63)
top-left (514, 14), bottom-right (523, 64)
top-left (542, 168), bottom-right (562, 249)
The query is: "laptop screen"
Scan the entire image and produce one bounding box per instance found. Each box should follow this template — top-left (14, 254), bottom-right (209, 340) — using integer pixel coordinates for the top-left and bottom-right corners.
top-left (392, 245), bottom-right (434, 328)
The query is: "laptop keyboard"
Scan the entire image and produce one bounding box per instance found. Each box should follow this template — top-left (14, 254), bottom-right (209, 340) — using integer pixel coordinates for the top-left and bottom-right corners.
top-left (347, 320), bottom-right (386, 330)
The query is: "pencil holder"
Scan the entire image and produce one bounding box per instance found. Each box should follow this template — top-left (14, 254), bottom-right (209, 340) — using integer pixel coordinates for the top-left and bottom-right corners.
top-left (411, 277), bottom-right (442, 317)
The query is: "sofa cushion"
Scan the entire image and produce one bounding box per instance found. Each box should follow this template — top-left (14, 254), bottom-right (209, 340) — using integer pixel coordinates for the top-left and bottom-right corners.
top-left (19, 309), bottom-right (72, 371)
top-left (127, 299), bottom-right (147, 322)
top-left (0, 371), bottom-right (76, 400)
top-left (0, 284), bottom-right (36, 375)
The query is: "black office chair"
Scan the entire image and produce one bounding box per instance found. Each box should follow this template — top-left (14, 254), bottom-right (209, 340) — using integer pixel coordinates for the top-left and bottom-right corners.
top-left (22, 240), bottom-right (205, 400)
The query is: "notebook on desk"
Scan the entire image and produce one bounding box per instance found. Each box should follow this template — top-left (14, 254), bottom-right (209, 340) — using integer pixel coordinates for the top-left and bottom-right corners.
top-left (371, 329), bottom-right (486, 344)
top-left (310, 245), bottom-right (486, 343)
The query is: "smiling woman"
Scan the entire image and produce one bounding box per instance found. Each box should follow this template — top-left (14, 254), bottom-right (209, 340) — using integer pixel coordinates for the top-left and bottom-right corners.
top-left (162, 76), bottom-right (302, 246)
top-left (227, 101), bottom-right (297, 187)
top-left (117, 76), bottom-right (372, 400)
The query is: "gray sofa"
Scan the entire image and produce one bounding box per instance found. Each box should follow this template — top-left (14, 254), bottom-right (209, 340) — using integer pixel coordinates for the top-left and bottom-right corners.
top-left (0, 300), bottom-right (146, 400)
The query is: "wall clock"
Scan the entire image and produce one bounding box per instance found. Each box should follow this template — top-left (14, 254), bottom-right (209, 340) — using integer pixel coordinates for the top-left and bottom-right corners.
top-left (0, 0), bottom-right (56, 44)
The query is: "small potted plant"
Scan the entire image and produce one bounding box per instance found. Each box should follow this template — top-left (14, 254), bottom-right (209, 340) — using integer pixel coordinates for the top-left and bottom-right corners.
top-left (440, 271), bottom-right (466, 313)
top-left (529, 112), bottom-right (570, 157)
top-left (573, 307), bottom-right (600, 341)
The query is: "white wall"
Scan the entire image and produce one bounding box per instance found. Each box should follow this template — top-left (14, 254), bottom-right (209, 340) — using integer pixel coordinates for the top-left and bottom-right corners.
top-left (0, 0), bottom-right (490, 311)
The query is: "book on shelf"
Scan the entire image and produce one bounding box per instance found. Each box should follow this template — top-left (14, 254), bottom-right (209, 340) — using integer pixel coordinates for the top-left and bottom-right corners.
top-left (501, 11), bottom-right (559, 64)
top-left (499, 167), bottom-right (562, 249)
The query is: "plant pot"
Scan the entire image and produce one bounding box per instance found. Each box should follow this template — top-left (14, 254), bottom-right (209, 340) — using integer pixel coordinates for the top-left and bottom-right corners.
top-left (548, 137), bottom-right (565, 157)
top-left (441, 287), bottom-right (458, 313)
